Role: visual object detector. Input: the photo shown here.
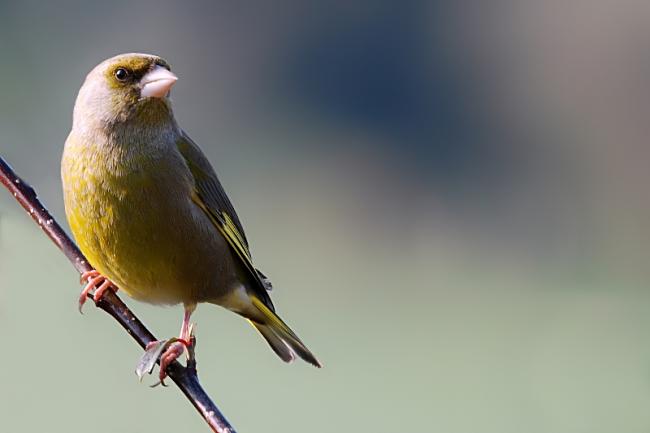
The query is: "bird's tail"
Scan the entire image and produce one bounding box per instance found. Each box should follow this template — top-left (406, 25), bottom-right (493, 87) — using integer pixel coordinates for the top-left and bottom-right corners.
top-left (248, 296), bottom-right (321, 368)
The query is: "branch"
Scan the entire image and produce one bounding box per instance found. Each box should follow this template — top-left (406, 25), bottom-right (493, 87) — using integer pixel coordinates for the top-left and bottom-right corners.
top-left (0, 156), bottom-right (236, 433)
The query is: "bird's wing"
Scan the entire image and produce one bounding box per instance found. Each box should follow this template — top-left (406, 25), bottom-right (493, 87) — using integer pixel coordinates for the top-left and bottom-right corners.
top-left (176, 132), bottom-right (274, 305)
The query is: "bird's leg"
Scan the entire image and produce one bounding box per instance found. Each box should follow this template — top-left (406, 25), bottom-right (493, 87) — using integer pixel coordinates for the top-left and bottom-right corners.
top-left (78, 270), bottom-right (118, 313)
top-left (147, 304), bottom-right (196, 384)
top-left (178, 304), bottom-right (194, 344)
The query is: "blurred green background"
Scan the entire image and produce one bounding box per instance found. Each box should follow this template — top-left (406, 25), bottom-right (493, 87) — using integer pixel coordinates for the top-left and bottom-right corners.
top-left (1, 1), bottom-right (650, 432)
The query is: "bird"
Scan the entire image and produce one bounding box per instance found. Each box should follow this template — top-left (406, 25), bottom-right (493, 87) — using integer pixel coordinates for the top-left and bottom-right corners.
top-left (61, 53), bottom-right (321, 380)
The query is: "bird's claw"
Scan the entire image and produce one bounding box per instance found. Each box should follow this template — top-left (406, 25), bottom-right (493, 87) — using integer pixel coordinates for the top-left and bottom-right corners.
top-left (157, 340), bottom-right (189, 386)
top-left (78, 269), bottom-right (118, 313)
top-left (145, 338), bottom-right (193, 387)
top-left (135, 313), bottom-right (196, 387)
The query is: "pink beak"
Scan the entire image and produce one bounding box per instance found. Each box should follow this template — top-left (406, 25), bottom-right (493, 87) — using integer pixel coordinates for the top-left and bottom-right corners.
top-left (140, 65), bottom-right (178, 98)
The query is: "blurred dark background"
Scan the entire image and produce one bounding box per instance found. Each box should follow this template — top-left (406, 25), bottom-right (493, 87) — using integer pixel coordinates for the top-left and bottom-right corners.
top-left (1, 1), bottom-right (649, 432)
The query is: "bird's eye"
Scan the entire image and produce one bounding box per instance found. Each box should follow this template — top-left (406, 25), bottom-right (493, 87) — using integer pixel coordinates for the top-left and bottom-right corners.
top-left (114, 68), bottom-right (130, 81)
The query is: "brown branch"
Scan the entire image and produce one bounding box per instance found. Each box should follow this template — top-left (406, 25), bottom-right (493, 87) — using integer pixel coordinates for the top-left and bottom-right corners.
top-left (0, 156), bottom-right (236, 433)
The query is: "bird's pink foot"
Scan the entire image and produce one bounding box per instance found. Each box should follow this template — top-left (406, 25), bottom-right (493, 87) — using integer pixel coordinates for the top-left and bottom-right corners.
top-left (139, 306), bottom-right (195, 386)
top-left (146, 339), bottom-right (192, 384)
top-left (78, 270), bottom-right (118, 313)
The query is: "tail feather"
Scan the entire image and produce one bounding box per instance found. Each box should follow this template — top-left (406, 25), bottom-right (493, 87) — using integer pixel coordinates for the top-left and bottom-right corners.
top-left (250, 296), bottom-right (322, 368)
top-left (250, 321), bottom-right (295, 363)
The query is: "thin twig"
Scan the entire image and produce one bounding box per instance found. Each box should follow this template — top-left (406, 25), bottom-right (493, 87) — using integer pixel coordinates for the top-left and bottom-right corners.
top-left (0, 156), bottom-right (236, 433)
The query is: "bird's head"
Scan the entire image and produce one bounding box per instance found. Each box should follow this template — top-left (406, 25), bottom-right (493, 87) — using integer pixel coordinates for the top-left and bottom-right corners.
top-left (73, 53), bottom-right (179, 133)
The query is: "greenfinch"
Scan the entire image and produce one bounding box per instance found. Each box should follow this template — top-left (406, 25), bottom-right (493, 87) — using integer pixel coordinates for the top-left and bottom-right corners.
top-left (61, 53), bottom-right (320, 378)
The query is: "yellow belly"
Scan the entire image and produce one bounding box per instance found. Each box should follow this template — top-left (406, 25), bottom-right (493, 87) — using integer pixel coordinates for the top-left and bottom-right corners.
top-left (62, 136), bottom-right (237, 305)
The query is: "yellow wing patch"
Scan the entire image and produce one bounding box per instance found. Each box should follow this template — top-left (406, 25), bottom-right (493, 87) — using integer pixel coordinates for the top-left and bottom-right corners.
top-left (191, 191), bottom-right (261, 285)
top-left (177, 133), bottom-right (269, 297)
top-left (222, 212), bottom-right (251, 258)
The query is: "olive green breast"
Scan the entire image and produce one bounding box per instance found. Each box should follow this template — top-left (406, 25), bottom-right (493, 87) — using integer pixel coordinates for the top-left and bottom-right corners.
top-left (61, 133), bottom-right (241, 305)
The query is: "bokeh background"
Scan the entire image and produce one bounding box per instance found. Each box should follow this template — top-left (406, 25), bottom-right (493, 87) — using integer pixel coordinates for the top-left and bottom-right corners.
top-left (1, 1), bottom-right (650, 432)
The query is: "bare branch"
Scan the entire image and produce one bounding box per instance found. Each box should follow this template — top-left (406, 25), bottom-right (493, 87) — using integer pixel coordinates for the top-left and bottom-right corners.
top-left (0, 156), bottom-right (236, 433)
